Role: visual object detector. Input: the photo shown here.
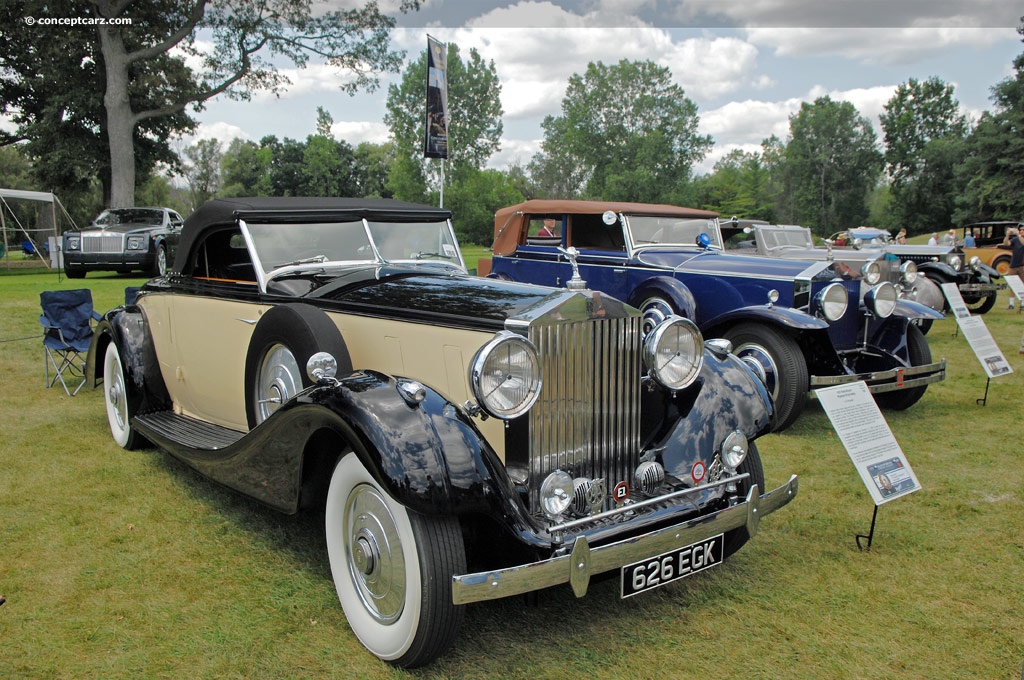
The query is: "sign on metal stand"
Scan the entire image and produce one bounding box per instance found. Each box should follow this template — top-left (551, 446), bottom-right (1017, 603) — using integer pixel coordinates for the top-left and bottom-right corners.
top-left (940, 282), bottom-right (1013, 405)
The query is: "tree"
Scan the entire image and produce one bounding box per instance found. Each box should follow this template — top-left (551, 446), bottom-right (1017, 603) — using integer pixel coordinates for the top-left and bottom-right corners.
top-left (689, 147), bottom-right (777, 221)
top-left (880, 77), bottom-right (968, 233)
top-left (955, 18), bottom-right (1024, 222)
top-left (384, 43), bottom-right (503, 204)
top-left (784, 97), bottom-right (883, 235)
top-left (220, 139), bottom-right (273, 197)
top-left (531, 59), bottom-right (712, 202)
top-left (181, 138), bottom-right (223, 209)
top-left (1, 1), bottom-right (419, 208)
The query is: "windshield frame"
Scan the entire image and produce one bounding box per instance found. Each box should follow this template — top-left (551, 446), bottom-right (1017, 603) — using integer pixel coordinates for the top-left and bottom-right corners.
top-left (623, 214), bottom-right (724, 252)
top-left (239, 216), bottom-right (466, 293)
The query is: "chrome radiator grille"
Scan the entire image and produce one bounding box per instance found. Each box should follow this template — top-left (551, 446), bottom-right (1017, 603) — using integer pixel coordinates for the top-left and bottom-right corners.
top-left (527, 316), bottom-right (642, 511)
top-left (82, 234), bottom-right (124, 253)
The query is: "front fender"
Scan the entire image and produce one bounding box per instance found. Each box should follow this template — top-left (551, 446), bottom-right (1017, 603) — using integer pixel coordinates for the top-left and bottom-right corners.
top-left (309, 371), bottom-right (518, 518)
top-left (645, 350), bottom-right (772, 484)
top-left (918, 262), bottom-right (959, 283)
top-left (702, 304), bottom-right (829, 336)
top-left (893, 298), bottom-right (945, 321)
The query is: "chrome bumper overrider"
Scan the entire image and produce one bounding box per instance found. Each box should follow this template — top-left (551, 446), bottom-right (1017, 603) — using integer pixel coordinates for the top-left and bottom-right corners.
top-left (451, 475), bottom-right (798, 605)
top-left (810, 359), bottom-right (946, 394)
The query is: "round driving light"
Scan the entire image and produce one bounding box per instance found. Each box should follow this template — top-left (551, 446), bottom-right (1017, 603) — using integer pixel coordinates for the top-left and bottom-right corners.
top-left (643, 316), bottom-right (704, 390)
top-left (817, 282), bottom-right (849, 322)
top-left (767, 289), bottom-right (780, 304)
top-left (969, 255), bottom-right (981, 271)
top-left (900, 260), bottom-right (918, 284)
top-left (306, 352), bottom-right (338, 382)
top-left (861, 261), bottom-right (882, 285)
top-left (866, 282), bottom-right (898, 318)
top-left (470, 331), bottom-right (542, 420)
top-left (948, 254), bottom-right (963, 271)
top-left (721, 430), bottom-right (748, 469)
top-left (540, 470), bottom-right (574, 518)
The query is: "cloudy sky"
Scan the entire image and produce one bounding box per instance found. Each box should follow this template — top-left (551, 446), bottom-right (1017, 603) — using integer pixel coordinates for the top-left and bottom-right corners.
top-left (189, 1), bottom-right (1022, 174)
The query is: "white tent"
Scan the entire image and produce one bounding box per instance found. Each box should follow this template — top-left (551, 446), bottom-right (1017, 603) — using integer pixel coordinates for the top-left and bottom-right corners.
top-left (0, 188), bottom-right (78, 271)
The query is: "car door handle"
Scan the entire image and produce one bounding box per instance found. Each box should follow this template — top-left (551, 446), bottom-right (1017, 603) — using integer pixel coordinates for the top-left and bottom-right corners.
top-left (236, 318), bottom-right (258, 325)
top-left (612, 268), bottom-right (626, 274)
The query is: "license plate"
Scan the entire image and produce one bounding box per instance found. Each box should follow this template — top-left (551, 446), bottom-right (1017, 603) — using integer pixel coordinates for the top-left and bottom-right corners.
top-left (620, 533), bottom-right (725, 598)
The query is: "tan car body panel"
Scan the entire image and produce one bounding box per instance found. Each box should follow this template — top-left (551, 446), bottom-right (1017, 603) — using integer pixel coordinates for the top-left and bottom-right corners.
top-left (141, 293), bottom-right (507, 458)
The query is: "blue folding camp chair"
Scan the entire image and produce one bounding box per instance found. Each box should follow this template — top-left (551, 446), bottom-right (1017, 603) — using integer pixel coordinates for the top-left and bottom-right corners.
top-left (40, 289), bottom-right (101, 396)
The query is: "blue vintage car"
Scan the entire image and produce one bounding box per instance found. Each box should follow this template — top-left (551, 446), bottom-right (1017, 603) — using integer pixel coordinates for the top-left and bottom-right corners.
top-left (480, 200), bottom-right (946, 432)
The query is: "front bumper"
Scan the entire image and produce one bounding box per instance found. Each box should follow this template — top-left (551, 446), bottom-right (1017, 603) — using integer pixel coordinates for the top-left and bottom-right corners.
top-left (451, 474), bottom-right (798, 605)
top-left (810, 358), bottom-right (946, 393)
top-left (959, 282), bottom-right (1005, 294)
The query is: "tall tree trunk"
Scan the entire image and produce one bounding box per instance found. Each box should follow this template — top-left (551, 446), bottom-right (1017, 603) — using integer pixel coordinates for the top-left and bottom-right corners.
top-left (97, 25), bottom-right (137, 208)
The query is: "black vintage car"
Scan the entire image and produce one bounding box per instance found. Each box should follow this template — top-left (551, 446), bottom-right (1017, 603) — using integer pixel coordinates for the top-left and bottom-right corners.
top-left (85, 197), bottom-right (797, 667)
top-left (62, 207), bottom-right (184, 278)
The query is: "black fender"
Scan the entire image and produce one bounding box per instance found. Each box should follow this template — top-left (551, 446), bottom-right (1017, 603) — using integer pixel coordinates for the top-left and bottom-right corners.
top-left (627, 276), bottom-right (697, 320)
top-left (86, 306), bottom-right (172, 415)
top-left (308, 371), bottom-right (526, 520)
top-left (702, 304), bottom-right (829, 337)
top-left (641, 349), bottom-right (772, 491)
top-left (917, 262), bottom-right (959, 284)
top-left (974, 262), bottom-right (1001, 280)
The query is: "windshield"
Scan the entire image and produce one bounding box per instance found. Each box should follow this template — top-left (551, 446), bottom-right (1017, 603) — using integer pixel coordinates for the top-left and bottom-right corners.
top-left (246, 218), bottom-right (462, 277)
top-left (626, 216), bottom-right (723, 249)
top-left (759, 227), bottom-right (814, 250)
top-left (101, 209), bottom-right (164, 226)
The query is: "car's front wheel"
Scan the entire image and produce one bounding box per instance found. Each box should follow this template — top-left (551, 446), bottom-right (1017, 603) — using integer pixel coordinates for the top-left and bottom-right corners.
top-left (244, 304), bottom-right (352, 429)
top-left (152, 243), bottom-right (168, 278)
top-left (724, 323), bottom-right (808, 432)
top-left (875, 323), bottom-right (931, 411)
top-left (103, 341), bottom-right (144, 449)
top-left (723, 442), bottom-right (765, 559)
top-left (64, 264), bottom-right (85, 279)
top-left (326, 453), bottom-right (465, 668)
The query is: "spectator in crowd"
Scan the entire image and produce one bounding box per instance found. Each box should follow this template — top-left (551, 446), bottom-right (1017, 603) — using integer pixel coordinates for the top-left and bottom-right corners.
top-left (963, 229), bottom-right (976, 248)
top-left (1004, 227), bottom-right (1024, 308)
top-left (927, 232), bottom-right (938, 246)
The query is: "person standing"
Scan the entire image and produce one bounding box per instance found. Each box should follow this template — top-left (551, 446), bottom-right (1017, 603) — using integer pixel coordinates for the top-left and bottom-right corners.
top-left (927, 232), bottom-right (938, 246)
top-left (963, 229), bottom-right (976, 248)
top-left (1004, 227), bottom-right (1024, 308)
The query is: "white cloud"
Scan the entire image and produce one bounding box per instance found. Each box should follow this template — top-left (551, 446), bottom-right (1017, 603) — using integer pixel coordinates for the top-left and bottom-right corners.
top-left (330, 120), bottom-right (390, 145)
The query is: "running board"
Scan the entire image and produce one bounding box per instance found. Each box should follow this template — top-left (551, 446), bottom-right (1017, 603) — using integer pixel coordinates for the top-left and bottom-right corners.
top-left (134, 411), bottom-right (245, 451)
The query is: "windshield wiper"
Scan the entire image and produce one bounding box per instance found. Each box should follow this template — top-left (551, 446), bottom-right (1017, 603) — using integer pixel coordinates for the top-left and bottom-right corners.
top-left (274, 254), bottom-right (328, 268)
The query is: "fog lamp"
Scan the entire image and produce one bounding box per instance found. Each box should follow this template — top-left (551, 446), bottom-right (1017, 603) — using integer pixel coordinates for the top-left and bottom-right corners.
top-left (540, 470), bottom-right (574, 518)
top-left (969, 256), bottom-right (981, 271)
top-left (634, 461), bottom-right (666, 497)
top-left (721, 430), bottom-right (748, 470)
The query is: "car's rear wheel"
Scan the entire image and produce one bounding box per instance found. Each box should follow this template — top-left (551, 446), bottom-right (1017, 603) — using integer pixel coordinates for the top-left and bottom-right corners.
top-left (326, 453), bottom-right (465, 668)
top-left (724, 323), bottom-right (808, 433)
top-left (723, 442), bottom-right (765, 559)
top-left (963, 291), bottom-right (997, 314)
top-left (103, 341), bottom-right (143, 449)
top-left (875, 323), bottom-right (931, 411)
top-left (993, 255), bottom-right (1010, 276)
top-left (244, 304), bottom-right (352, 429)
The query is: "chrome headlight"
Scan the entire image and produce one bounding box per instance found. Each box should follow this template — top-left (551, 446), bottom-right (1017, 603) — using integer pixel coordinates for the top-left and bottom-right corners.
top-left (860, 261), bottom-right (882, 285)
top-left (948, 254), bottom-right (963, 271)
top-left (899, 260), bottom-right (918, 284)
top-left (127, 236), bottom-right (146, 250)
top-left (969, 255), bottom-right (981, 271)
top-left (643, 316), bottom-right (704, 390)
top-left (721, 430), bottom-right (748, 470)
top-left (65, 236), bottom-right (80, 250)
top-left (865, 282), bottom-right (898, 318)
top-left (469, 331), bottom-right (542, 419)
top-left (816, 282), bottom-right (848, 322)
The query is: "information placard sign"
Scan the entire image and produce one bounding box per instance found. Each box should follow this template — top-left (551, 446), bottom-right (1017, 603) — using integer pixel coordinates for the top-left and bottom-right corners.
top-left (816, 381), bottom-right (921, 506)
top-left (1004, 274), bottom-right (1024, 302)
top-left (941, 283), bottom-right (1013, 377)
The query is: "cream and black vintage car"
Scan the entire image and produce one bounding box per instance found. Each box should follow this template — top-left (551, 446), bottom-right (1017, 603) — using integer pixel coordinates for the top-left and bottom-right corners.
top-left (86, 197), bottom-right (797, 667)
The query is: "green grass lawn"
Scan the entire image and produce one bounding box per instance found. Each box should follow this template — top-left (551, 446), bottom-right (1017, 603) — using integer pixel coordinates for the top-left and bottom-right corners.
top-left (2, 266), bottom-right (1023, 678)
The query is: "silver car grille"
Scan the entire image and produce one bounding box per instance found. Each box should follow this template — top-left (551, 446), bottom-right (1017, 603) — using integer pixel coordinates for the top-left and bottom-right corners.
top-left (526, 316), bottom-right (642, 511)
top-left (82, 234), bottom-right (124, 254)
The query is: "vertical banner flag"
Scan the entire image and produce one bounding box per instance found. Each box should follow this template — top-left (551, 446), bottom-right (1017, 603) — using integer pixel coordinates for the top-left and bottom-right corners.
top-left (424, 35), bottom-right (449, 159)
